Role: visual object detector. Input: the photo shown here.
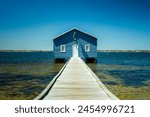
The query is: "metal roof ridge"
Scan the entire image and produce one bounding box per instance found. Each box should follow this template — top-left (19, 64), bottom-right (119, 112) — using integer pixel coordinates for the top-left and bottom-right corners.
top-left (52, 28), bottom-right (97, 40)
top-left (52, 28), bottom-right (76, 40)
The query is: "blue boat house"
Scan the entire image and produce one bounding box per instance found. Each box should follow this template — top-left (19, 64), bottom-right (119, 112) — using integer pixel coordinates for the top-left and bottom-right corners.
top-left (53, 28), bottom-right (97, 63)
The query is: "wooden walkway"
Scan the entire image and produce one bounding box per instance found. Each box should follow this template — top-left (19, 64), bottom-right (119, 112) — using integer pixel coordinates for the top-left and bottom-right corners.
top-left (35, 57), bottom-right (119, 100)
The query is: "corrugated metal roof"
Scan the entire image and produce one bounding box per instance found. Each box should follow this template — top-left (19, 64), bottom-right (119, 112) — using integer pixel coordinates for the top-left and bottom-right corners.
top-left (53, 28), bottom-right (97, 40)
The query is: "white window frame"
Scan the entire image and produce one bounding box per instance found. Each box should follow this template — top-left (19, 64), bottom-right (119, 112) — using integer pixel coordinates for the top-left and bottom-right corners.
top-left (85, 45), bottom-right (90, 52)
top-left (60, 45), bottom-right (66, 52)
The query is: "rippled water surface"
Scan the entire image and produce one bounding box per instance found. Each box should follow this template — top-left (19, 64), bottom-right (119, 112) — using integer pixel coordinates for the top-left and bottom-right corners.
top-left (0, 52), bottom-right (149, 99)
top-left (0, 52), bottom-right (64, 99)
top-left (88, 52), bottom-right (150, 100)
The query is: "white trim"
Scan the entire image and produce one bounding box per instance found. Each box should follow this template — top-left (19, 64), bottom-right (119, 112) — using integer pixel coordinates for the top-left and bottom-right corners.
top-left (60, 45), bottom-right (66, 52)
top-left (85, 45), bottom-right (90, 52)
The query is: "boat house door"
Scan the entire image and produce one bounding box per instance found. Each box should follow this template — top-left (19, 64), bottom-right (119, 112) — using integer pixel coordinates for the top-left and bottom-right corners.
top-left (72, 45), bottom-right (78, 57)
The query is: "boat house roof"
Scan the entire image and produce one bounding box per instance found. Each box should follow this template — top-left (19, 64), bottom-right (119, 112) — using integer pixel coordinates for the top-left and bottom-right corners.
top-left (53, 28), bottom-right (97, 40)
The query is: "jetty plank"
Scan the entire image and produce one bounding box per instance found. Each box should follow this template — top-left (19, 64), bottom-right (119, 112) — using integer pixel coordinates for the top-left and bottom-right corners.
top-left (42, 57), bottom-right (119, 100)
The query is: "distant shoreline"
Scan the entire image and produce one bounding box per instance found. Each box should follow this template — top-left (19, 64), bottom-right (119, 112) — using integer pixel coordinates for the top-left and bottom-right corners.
top-left (0, 50), bottom-right (150, 53)
top-left (98, 50), bottom-right (150, 53)
top-left (0, 50), bottom-right (52, 52)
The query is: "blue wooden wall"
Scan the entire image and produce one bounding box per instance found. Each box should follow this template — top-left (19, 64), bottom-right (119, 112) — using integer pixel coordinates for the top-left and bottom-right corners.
top-left (53, 29), bottom-right (97, 60)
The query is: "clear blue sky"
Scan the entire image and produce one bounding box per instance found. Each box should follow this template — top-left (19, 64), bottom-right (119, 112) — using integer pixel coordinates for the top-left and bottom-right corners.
top-left (0, 0), bottom-right (150, 50)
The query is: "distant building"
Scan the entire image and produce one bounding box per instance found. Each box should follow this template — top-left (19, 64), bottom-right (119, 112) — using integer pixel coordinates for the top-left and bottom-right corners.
top-left (53, 28), bottom-right (97, 62)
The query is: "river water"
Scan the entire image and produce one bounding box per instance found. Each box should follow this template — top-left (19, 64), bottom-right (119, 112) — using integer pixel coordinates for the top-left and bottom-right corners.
top-left (0, 51), bottom-right (149, 99)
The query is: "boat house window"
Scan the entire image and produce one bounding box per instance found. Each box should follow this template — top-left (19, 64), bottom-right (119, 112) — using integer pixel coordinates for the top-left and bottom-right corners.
top-left (85, 45), bottom-right (90, 52)
top-left (60, 45), bottom-right (66, 52)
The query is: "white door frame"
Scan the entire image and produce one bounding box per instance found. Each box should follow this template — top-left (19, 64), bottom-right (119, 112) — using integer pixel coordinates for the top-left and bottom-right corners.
top-left (72, 45), bottom-right (78, 57)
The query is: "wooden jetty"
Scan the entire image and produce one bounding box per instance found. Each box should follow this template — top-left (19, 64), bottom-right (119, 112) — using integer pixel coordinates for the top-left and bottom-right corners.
top-left (34, 57), bottom-right (119, 100)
